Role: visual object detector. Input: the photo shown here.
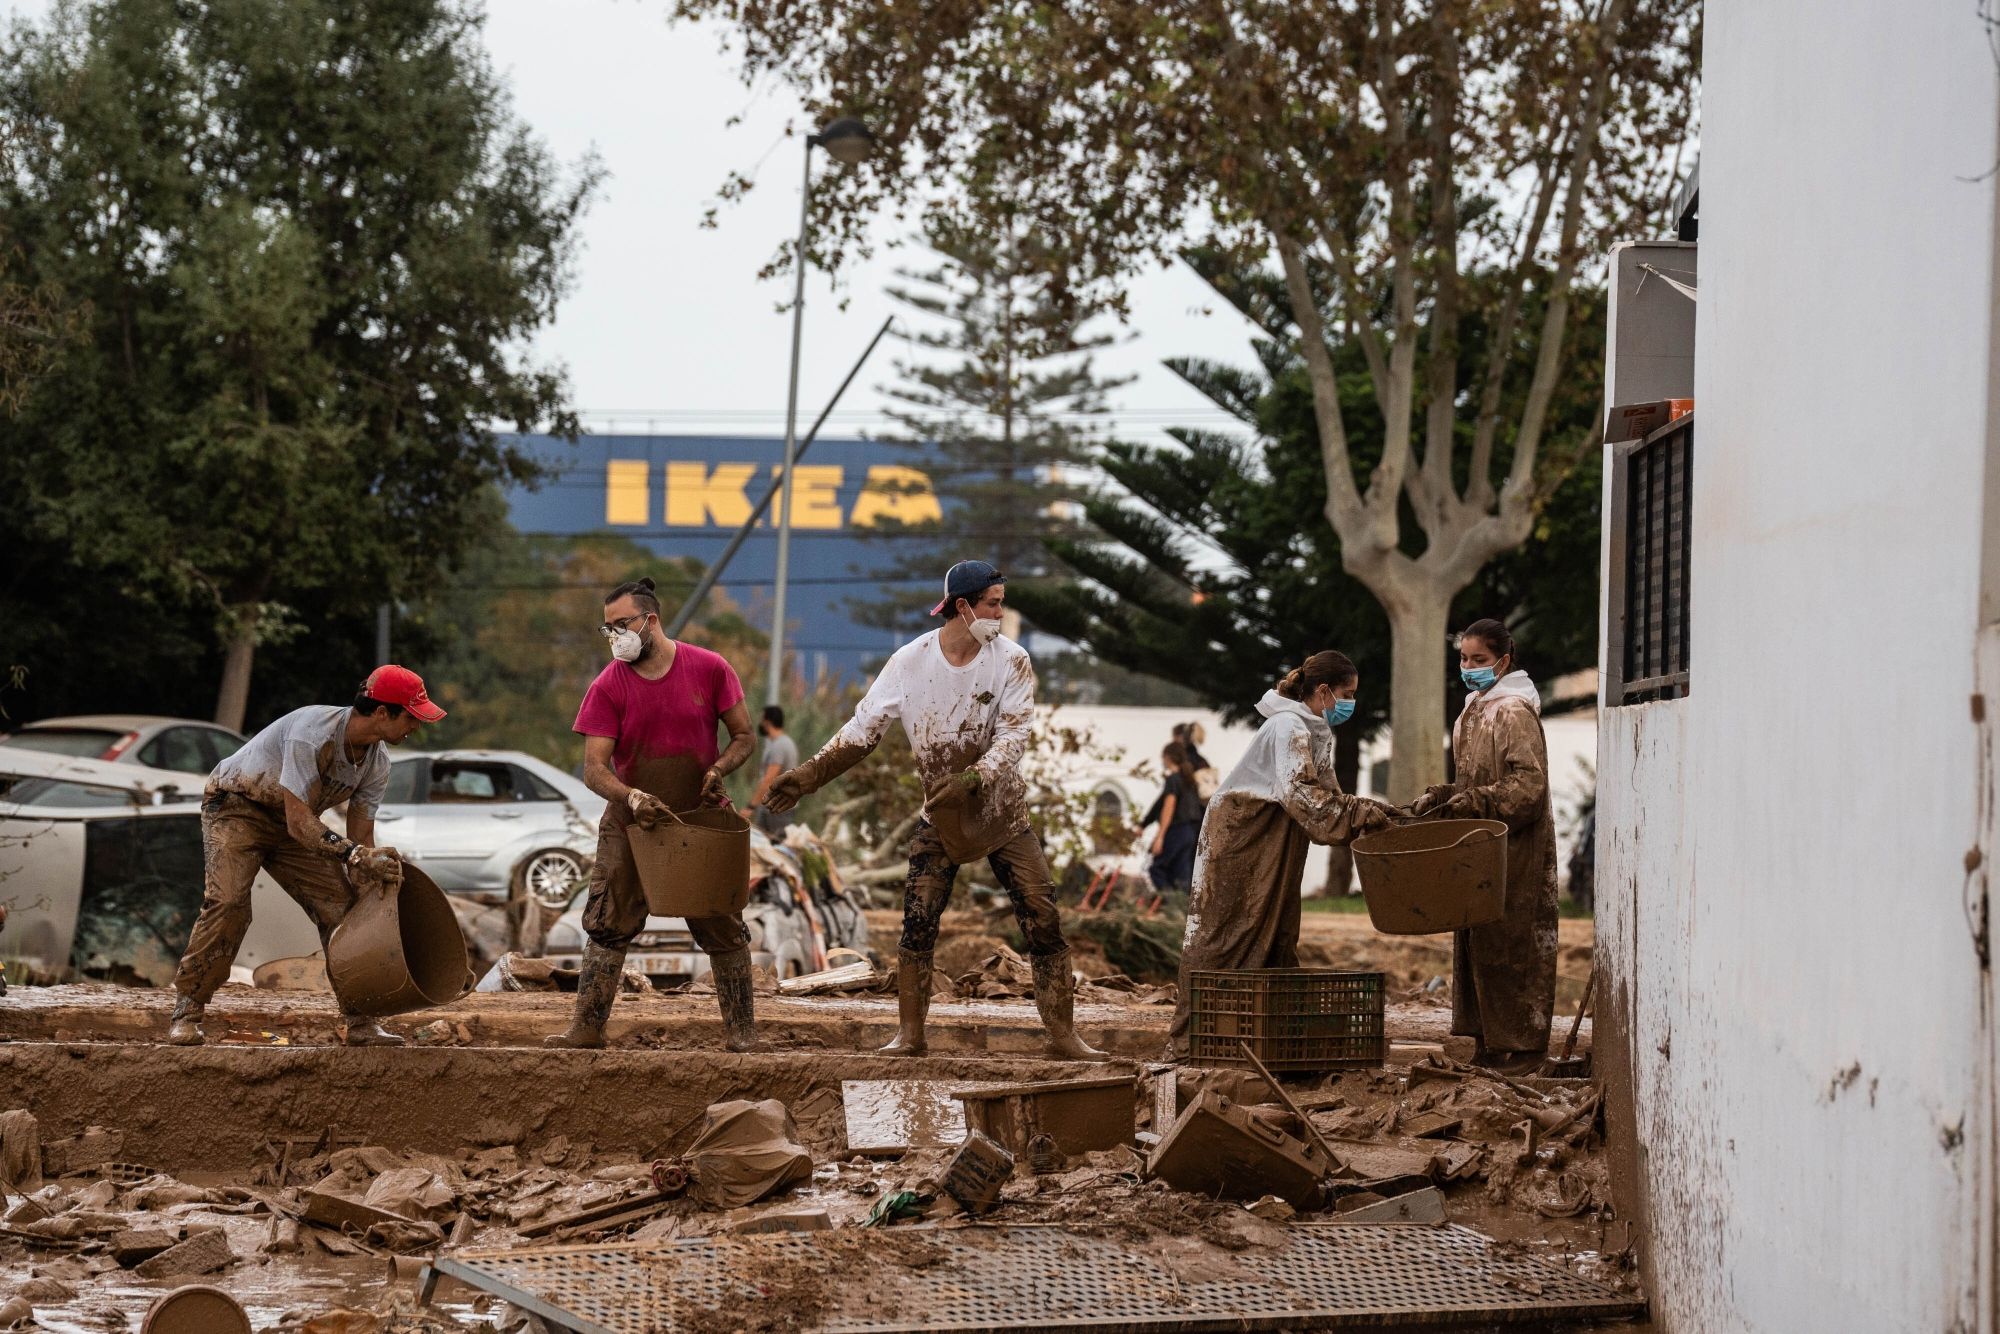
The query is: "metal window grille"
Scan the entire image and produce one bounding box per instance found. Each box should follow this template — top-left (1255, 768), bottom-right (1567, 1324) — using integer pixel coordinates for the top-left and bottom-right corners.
top-left (1609, 414), bottom-right (1692, 704)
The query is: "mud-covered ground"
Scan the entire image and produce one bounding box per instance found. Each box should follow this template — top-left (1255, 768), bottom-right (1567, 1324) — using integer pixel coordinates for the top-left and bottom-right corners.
top-left (0, 908), bottom-right (1626, 1332)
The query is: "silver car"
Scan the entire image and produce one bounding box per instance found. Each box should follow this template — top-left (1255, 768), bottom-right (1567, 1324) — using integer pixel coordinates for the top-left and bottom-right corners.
top-left (1, 714), bottom-right (247, 774)
top-left (372, 750), bottom-right (604, 912)
top-left (0, 749), bottom-right (319, 985)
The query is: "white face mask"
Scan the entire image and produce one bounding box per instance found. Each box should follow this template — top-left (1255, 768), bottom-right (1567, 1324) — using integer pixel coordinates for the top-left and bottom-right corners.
top-left (962, 610), bottom-right (1003, 646)
top-left (609, 628), bottom-right (644, 662)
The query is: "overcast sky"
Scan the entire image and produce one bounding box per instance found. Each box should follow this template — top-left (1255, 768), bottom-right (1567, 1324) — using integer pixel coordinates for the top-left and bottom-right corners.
top-left (6, 0), bottom-right (1268, 445)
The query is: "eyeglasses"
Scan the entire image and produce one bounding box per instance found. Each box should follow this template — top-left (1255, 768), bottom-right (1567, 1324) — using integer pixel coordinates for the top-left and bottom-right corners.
top-left (599, 613), bottom-right (652, 638)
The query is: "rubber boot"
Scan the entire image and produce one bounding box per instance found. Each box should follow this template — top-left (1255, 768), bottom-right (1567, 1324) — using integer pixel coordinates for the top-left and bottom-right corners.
top-left (1474, 1045), bottom-right (1547, 1076)
top-left (341, 1017), bottom-right (405, 1047)
top-left (544, 942), bottom-right (622, 1049)
top-left (1031, 950), bottom-right (1107, 1062)
top-left (710, 948), bottom-right (758, 1053)
top-left (166, 995), bottom-right (206, 1046)
top-left (879, 950), bottom-right (933, 1056)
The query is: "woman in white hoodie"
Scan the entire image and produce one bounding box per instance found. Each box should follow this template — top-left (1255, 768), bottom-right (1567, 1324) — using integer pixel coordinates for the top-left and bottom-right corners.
top-left (1410, 618), bottom-right (1559, 1074)
top-left (1168, 651), bottom-right (1396, 1054)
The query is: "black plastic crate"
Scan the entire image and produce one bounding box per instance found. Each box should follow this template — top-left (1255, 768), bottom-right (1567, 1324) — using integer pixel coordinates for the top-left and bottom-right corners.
top-left (1186, 968), bottom-right (1386, 1072)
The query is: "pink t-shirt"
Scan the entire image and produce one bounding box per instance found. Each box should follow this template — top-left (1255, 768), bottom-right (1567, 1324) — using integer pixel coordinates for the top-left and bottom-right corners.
top-left (573, 643), bottom-right (746, 784)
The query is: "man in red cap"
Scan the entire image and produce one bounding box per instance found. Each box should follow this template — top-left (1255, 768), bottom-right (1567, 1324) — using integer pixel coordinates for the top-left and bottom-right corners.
top-left (164, 665), bottom-right (445, 1046)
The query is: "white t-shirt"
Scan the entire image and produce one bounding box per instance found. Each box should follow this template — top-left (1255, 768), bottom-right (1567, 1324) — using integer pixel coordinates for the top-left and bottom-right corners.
top-left (833, 630), bottom-right (1035, 837)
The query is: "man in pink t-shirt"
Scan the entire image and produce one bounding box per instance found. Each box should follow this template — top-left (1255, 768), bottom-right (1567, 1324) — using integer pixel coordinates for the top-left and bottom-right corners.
top-left (544, 576), bottom-right (758, 1051)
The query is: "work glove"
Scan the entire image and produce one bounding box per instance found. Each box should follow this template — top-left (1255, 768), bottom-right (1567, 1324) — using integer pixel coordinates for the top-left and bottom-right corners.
top-left (766, 738), bottom-right (873, 815)
top-left (1404, 784), bottom-right (1455, 819)
top-left (1434, 792), bottom-right (1482, 821)
top-left (926, 768), bottom-right (981, 808)
top-left (699, 768), bottom-right (730, 807)
top-left (1355, 800), bottom-right (1397, 834)
top-left (346, 845), bottom-right (404, 896)
top-left (764, 769), bottom-right (806, 814)
top-left (627, 790), bottom-right (673, 830)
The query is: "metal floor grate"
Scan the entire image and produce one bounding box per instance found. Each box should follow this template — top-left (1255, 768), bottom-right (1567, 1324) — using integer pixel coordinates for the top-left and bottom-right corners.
top-left (434, 1223), bottom-right (1644, 1332)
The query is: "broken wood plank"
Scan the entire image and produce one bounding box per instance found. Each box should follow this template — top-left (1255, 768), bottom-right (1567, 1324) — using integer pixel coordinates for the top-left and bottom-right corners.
top-left (778, 961), bottom-right (877, 995)
top-left (520, 1189), bottom-right (679, 1240)
top-left (301, 1188), bottom-right (420, 1234)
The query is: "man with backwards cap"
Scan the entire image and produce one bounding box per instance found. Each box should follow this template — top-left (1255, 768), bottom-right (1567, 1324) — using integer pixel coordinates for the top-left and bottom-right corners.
top-left (164, 666), bottom-right (444, 1047)
top-left (766, 560), bottom-right (1104, 1060)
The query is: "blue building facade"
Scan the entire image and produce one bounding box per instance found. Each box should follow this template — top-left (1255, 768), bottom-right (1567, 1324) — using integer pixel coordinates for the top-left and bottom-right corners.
top-left (502, 433), bottom-right (949, 682)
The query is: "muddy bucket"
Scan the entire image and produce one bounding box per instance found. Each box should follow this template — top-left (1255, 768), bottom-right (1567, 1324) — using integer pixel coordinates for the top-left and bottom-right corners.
top-left (630, 806), bottom-right (751, 917)
top-left (1351, 819), bottom-right (1508, 935)
top-left (143, 1285), bottom-right (250, 1334)
top-left (326, 861), bottom-right (470, 1017)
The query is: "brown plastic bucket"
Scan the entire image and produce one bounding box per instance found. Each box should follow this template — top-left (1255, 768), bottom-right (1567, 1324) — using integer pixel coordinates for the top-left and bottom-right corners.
top-left (143, 1285), bottom-right (250, 1334)
top-left (326, 861), bottom-right (470, 1017)
top-left (629, 806), bottom-right (752, 917)
top-left (1351, 819), bottom-right (1508, 935)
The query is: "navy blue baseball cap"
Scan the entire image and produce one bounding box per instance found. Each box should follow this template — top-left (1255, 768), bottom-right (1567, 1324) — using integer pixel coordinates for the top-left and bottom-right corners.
top-left (930, 560), bottom-right (1006, 617)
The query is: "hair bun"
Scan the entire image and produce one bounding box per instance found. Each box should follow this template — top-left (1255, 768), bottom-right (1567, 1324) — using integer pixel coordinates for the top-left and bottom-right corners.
top-left (639, 577), bottom-right (656, 592)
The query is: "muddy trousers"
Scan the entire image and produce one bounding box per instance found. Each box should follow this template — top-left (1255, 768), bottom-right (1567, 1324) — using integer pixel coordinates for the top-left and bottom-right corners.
top-left (897, 820), bottom-right (1068, 959)
top-left (580, 808), bottom-right (749, 957)
top-left (171, 792), bottom-right (357, 1008)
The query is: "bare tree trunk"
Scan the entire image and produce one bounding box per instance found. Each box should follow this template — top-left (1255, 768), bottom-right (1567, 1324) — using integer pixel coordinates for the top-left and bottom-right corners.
top-left (214, 604), bottom-right (259, 733)
top-left (1382, 591), bottom-right (1451, 803)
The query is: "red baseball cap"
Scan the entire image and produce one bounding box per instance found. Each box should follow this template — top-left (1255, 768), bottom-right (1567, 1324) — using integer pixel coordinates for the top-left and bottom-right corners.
top-left (361, 665), bottom-right (447, 723)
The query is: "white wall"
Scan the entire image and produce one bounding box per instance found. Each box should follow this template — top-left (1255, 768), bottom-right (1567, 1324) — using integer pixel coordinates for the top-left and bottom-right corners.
top-left (1598, 5), bottom-right (2000, 1330)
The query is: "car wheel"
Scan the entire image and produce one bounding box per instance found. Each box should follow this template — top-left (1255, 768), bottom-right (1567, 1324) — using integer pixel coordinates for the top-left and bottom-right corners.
top-left (514, 848), bottom-right (588, 913)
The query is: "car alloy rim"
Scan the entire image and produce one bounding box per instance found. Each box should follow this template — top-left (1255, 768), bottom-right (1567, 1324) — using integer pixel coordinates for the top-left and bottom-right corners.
top-left (525, 852), bottom-right (583, 908)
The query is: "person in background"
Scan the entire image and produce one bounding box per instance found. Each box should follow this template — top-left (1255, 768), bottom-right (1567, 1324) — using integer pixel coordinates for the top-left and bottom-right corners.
top-left (747, 706), bottom-right (799, 839)
top-left (166, 666), bottom-right (442, 1046)
top-left (1407, 618), bottom-right (1559, 1074)
top-left (1174, 721), bottom-right (1210, 771)
top-left (1143, 721), bottom-right (1215, 830)
top-left (1168, 651), bottom-right (1396, 1054)
top-left (544, 577), bottom-right (759, 1052)
top-left (1146, 739), bottom-right (1205, 898)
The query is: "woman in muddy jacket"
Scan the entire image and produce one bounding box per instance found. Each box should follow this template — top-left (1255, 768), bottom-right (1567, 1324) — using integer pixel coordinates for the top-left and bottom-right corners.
top-left (1409, 619), bottom-right (1560, 1075)
top-left (1168, 651), bottom-right (1397, 1055)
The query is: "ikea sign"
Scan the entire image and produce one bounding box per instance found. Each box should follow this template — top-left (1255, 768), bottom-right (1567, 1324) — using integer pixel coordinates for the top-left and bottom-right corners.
top-left (601, 458), bottom-right (941, 530)
top-left (501, 434), bottom-right (950, 681)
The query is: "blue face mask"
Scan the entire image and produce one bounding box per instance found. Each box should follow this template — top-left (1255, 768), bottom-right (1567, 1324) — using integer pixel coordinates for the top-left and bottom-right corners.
top-left (1461, 665), bottom-right (1499, 692)
top-left (1323, 699), bottom-right (1355, 728)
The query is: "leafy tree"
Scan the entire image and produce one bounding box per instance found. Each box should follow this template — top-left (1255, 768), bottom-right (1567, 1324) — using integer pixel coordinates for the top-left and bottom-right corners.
top-left (1011, 250), bottom-right (1606, 789)
top-left (417, 529), bottom-right (772, 772)
top-left (0, 0), bottom-right (599, 730)
top-left (669, 0), bottom-right (1698, 795)
top-left (855, 219), bottom-right (1129, 640)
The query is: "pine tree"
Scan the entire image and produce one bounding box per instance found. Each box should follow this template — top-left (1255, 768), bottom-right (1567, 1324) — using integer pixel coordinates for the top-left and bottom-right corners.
top-left (852, 219), bottom-right (1130, 640)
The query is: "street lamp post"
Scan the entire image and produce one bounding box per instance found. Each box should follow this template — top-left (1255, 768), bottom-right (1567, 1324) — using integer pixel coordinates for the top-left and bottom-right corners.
top-left (767, 116), bottom-right (874, 708)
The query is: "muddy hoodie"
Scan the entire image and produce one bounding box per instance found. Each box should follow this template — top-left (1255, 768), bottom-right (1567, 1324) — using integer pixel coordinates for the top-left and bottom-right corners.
top-left (1204, 689), bottom-right (1342, 814)
top-left (1181, 689), bottom-right (1385, 949)
top-left (1457, 669), bottom-right (1541, 721)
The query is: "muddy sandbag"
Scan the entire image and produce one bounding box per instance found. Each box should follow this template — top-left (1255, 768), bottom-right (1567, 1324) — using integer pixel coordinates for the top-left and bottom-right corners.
top-left (955, 944), bottom-right (1035, 999)
top-left (126, 1178), bottom-right (219, 1211)
top-left (0, 1111), bottom-right (41, 1192)
top-left (362, 1168), bottom-right (456, 1223)
top-left (683, 1100), bottom-right (813, 1209)
top-left (479, 952), bottom-right (567, 992)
